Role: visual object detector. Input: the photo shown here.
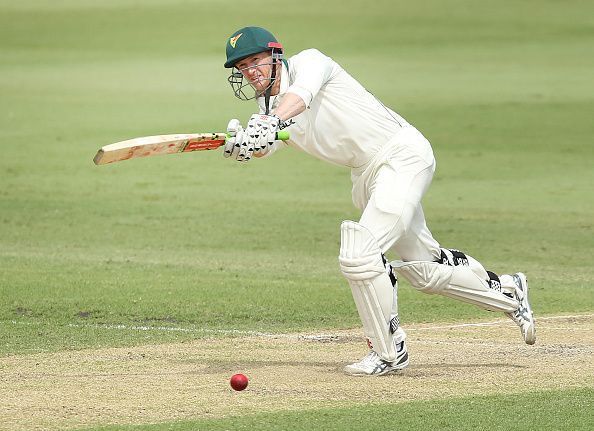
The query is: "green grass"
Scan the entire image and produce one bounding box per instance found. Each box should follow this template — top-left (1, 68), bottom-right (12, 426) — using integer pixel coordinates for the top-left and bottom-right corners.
top-left (1, 1), bottom-right (592, 430)
top-left (1, 0), bottom-right (593, 357)
top-left (85, 388), bottom-right (594, 431)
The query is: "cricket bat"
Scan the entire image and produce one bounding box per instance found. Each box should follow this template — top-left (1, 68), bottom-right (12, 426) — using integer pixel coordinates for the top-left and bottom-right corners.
top-left (93, 131), bottom-right (290, 165)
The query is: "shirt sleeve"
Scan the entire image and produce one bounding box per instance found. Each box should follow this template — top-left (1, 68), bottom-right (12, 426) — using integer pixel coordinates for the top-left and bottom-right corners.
top-left (286, 49), bottom-right (336, 107)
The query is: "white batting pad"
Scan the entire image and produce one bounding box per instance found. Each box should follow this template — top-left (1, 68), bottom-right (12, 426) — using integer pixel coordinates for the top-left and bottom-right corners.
top-left (499, 273), bottom-right (522, 297)
top-left (339, 221), bottom-right (399, 362)
top-left (392, 260), bottom-right (519, 313)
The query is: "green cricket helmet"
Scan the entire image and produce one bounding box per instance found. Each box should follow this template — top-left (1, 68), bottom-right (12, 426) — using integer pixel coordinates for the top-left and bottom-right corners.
top-left (224, 26), bottom-right (282, 68)
top-left (225, 26), bottom-right (284, 104)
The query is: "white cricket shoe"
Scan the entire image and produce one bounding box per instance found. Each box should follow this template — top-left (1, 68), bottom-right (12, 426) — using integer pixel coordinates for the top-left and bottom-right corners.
top-left (503, 272), bottom-right (536, 345)
top-left (344, 339), bottom-right (409, 376)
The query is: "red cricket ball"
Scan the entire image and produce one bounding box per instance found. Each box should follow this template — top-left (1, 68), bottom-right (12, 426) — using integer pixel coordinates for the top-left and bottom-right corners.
top-left (230, 373), bottom-right (249, 391)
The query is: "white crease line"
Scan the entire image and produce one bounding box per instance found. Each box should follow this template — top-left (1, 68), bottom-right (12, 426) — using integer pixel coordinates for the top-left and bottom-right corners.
top-left (3, 313), bottom-right (592, 340)
top-left (4, 320), bottom-right (292, 339)
top-left (411, 339), bottom-right (594, 351)
top-left (406, 314), bottom-right (594, 331)
top-left (407, 321), bottom-right (509, 330)
top-left (69, 323), bottom-right (284, 338)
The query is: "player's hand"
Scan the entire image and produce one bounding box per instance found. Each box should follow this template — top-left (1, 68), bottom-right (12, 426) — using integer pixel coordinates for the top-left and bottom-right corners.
top-left (246, 114), bottom-right (281, 157)
top-left (223, 118), bottom-right (248, 160)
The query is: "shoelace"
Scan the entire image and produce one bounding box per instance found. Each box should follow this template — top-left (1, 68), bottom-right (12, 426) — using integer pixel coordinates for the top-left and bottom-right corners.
top-left (358, 351), bottom-right (380, 366)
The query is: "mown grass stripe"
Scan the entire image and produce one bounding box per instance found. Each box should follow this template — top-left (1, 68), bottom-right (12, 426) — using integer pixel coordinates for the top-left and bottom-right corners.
top-left (83, 388), bottom-right (594, 431)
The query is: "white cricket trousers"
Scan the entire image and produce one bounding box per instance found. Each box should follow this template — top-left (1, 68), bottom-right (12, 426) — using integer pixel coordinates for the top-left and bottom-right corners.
top-left (351, 126), bottom-right (442, 261)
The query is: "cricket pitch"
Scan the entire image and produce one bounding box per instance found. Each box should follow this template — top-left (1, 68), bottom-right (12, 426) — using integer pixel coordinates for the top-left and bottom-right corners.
top-left (1, 314), bottom-right (592, 430)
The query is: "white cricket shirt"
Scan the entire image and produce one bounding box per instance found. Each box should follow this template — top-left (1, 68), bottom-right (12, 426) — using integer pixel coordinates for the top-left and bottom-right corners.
top-left (257, 49), bottom-right (410, 168)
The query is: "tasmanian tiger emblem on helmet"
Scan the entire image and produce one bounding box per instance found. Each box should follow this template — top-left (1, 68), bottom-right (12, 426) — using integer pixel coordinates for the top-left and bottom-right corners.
top-left (229, 33), bottom-right (243, 48)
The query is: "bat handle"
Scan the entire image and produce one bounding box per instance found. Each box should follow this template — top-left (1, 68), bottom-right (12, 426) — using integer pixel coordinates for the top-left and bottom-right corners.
top-left (226, 131), bottom-right (290, 141)
top-left (275, 130), bottom-right (290, 141)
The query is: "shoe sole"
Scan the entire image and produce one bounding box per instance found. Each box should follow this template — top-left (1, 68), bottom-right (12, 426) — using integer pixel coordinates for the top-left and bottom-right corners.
top-left (516, 272), bottom-right (536, 345)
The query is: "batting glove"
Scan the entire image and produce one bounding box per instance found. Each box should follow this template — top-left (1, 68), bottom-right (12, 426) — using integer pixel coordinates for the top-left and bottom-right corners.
top-left (246, 114), bottom-right (281, 157)
top-left (223, 118), bottom-right (249, 161)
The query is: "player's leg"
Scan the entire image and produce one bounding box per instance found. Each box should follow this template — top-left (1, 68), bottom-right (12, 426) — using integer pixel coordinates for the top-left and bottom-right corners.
top-left (341, 129), bottom-right (437, 375)
top-left (388, 208), bottom-right (535, 344)
top-left (339, 220), bottom-right (408, 376)
top-left (356, 128), bottom-right (534, 348)
top-left (392, 254), bottom-right (518, 313)
top-left (391, 254), bottom-right (536, 344)
top-left (385, 201), bottom-right (520, 312)
top-left (385, 187), bottom-right (535, 343)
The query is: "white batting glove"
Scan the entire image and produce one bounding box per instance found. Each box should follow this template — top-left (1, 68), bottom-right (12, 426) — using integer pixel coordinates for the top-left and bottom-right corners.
top-left (246, 114), bottom-right (281, 157)
top-left (236, 133), bottom-right (255, 162)
top-left (223, 118), bottom-right (247, 160)
top-left (226, 118), bottom-right (241, 137)
top-left (224, 127), bottom-right (254, 162)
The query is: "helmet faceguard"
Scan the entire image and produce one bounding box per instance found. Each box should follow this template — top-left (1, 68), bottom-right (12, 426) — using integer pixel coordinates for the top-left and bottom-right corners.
top-left (227, 43), bottom-right (283, 101)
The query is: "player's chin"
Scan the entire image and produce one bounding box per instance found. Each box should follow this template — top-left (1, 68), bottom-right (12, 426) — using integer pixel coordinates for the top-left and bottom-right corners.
top-left (251, 80), bottom-right (269, 93)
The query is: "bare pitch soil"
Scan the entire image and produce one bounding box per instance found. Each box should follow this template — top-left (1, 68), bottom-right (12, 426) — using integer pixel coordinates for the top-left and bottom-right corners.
top-left (1, 314), bottom-right (592, 430)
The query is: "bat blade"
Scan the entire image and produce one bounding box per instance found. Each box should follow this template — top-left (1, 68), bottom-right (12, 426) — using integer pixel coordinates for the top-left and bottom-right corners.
top-left (93, 132), bottom-right (227, 165)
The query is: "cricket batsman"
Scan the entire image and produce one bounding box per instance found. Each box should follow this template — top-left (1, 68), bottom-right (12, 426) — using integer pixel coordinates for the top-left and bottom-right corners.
top-left (222, 26), bottom-right (536, 376)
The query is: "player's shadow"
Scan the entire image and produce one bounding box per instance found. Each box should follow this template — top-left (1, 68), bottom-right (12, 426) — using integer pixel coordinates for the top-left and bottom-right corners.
top-left (413, 363), bottom-right (526, 369)
top-left (200, 360), bottom-right (528, 375)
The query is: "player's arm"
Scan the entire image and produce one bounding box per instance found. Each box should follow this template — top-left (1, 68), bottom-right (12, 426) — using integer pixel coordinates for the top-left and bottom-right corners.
top-left (248, 49), bottom-right (334, 157)
top-left (275, 49), bottom-right (335, 121)
top-left (226, 50), bottom-right (335, 162)
top-left (274, 92), bottom-right (306, 121)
